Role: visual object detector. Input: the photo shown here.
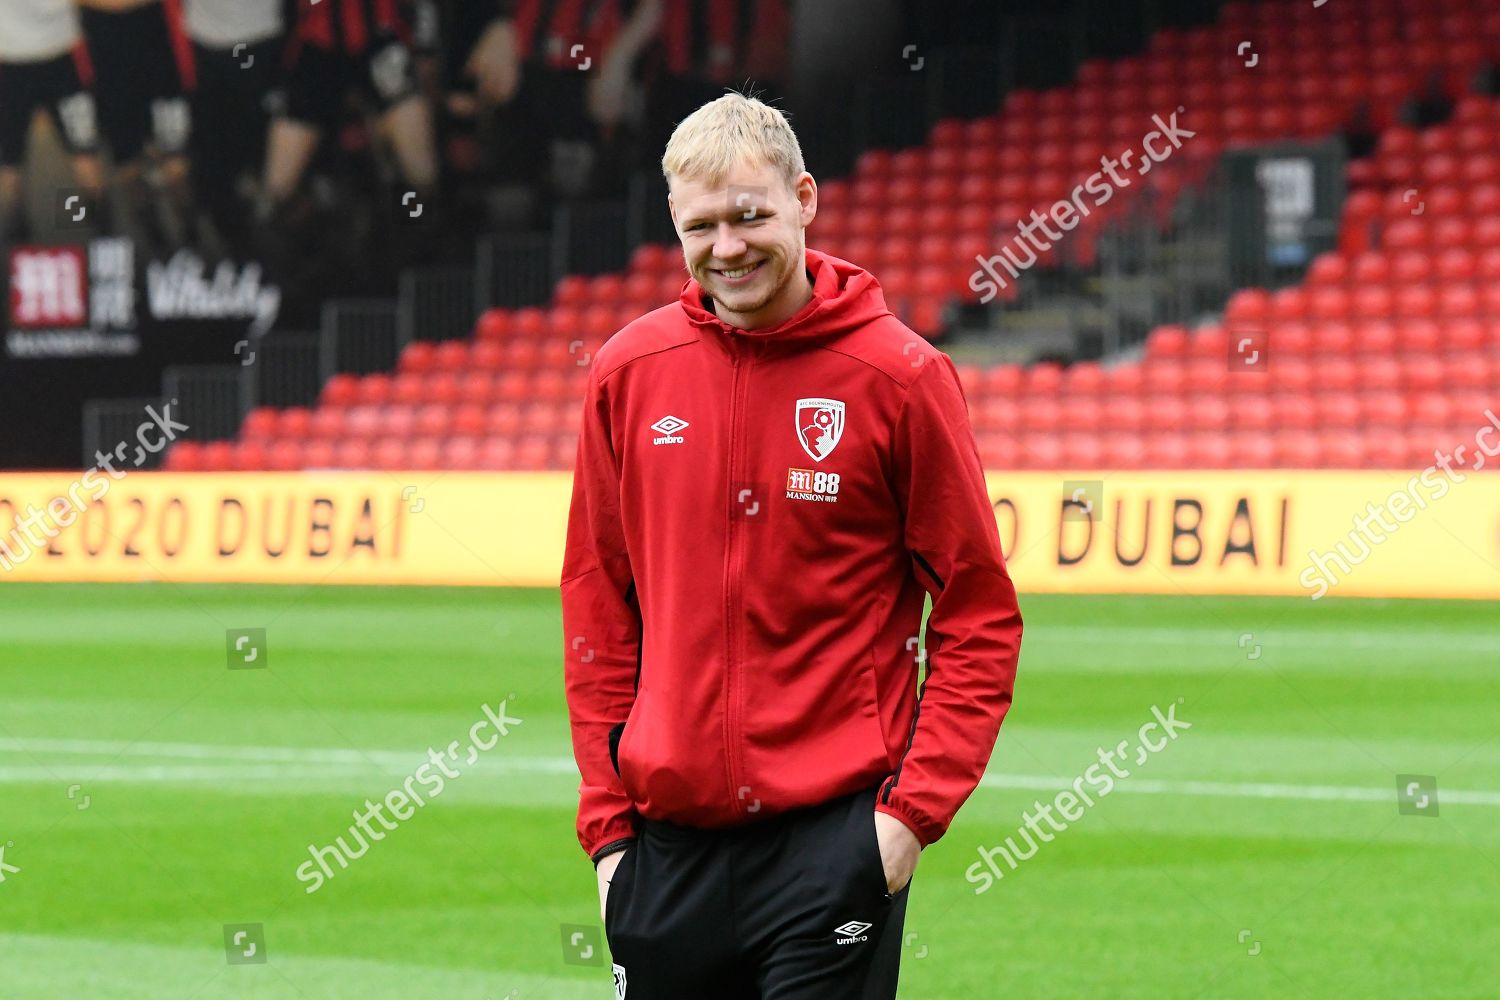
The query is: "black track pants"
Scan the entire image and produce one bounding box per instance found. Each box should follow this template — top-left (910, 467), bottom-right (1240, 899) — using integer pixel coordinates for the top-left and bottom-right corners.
top-left (604, 784), bottom-right (911, 999)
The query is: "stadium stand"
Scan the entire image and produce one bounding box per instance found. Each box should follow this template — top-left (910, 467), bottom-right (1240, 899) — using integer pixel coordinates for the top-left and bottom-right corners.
top-left (161, 0), bottom-right (1500, 473)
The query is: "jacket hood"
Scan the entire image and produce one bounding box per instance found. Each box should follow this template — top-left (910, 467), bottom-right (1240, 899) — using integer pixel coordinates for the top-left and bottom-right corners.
top-left (677, 248), bottom-right (893, 345)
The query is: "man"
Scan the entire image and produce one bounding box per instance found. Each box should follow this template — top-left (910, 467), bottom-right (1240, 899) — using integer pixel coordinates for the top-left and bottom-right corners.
top-left (76, 0), bottom-right (196, 249)
top-left (562, 92), bottom-right (1022, 998)
top-left (262, 0), bottom-right (436, 222)
top-left (641, 0), bottom-right (791, 173)
top-left (456, 0), bottom-right (662, 212)
top-left (181, 0), bottom-right (284, 253)
top-left (0, 0), bottom-right (103, 243)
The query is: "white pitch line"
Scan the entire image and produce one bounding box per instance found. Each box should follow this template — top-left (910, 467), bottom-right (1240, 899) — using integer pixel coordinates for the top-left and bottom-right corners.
top-left (1031, 626), bottom-right (1500, 653)
top-left (0, 737), bottom-right (572, 772)
top-left (0, 763), bottom-right (377, 781)
top-left (978, 773), bottom-right (1500, 806)
top-left (0, 736), bottom-right (416, 766)
top-left (1, 737), bottom-right (1497, 806)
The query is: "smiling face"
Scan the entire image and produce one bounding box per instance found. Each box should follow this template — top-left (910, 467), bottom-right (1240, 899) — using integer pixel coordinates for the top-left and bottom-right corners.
top-left (668, 158), bottom-right (818, 330)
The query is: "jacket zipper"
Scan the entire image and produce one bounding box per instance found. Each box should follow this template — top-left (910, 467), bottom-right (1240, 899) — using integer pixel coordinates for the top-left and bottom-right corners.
top-left (723, 332), bottom-right (749, 818)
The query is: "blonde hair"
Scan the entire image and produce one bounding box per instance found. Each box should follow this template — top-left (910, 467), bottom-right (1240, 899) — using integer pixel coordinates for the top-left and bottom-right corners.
top-left (661, 91), bottom-right (806, 194)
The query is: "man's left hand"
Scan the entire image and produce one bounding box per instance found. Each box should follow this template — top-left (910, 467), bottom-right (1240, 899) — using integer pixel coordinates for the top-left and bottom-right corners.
top-left (873, 810), bottom-right (921, 894)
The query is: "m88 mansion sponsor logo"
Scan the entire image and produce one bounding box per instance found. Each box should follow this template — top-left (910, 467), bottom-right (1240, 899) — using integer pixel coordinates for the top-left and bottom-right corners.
top-left (786, 467), bottom-right (841, 503)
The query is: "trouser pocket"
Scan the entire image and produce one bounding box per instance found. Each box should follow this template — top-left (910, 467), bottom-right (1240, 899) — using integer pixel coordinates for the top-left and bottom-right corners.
top-left (603, 824), bottom-right (742, 998)
top-left (841, 786), bottom-right (895, 904)
top-left (603, 846), bottom-right (635, 940)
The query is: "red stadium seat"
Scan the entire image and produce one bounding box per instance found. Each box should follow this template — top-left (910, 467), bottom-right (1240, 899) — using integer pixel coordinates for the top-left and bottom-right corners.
top-left (974, 397), bottom-right (1021, 433)
top-left (467, 340), bottom-right (504, 370)
top-left (1061, 362), bottom-right (1105, 396)
top-left (361, 438), bottom-right (399, 470)
top-left (320, 374), bottom-right (360, 407)
top-left (1224, 288), bottom-right (1270, 326)
top-left (355, 375), bottom-right (392, 405)
top-left (441, 437), bottom-right (481, 469)
top-left (376, 405), bottom-right (417, 439)
top-left (399, 341), bottom-right (436, 372)
top-left (1319, 430), bottom-right (1366, 469)
top-left (1143, 360), bottom-right (1186, 395)
top-left (270, 407), bottom-right (309, 440)
top-left (414, 404), bottom-right (450, 437)
top-left (333, 438), bottom-right (373, 468)
top-left (431, 340), bottom-right (467, 370)
top-left (1305, 252), bottom-right (1349, 285)
top-left (391, 372), bottom-right (426, 405)
top-left (457, 370), bottom-right (494, 402)
top-left (552, 275), bottom-right (589, 307)
top-left (502, 340), bottom-right (540, 371)
top-left (1228, 395), bottom-right (1273, 432)
top-left (1408, 392), bottom-right (1452, 428)
top-left (511, 307), bottom-right (548, 339)
top-left (1228, 431), bottom-right (1276, 468)
top-left (475, 438), bottom-right (516, 470)
top-left (1348, 252), bottom-right (1392, 286)
top-left (240, 407), bottom-right (279, 441)
top-left (486, 402), bottom-right (524, 437)
top-left (1307, 286), bottom-right (1350, 323)
top-left (629, 243), bottom-right (672, 273)
top-left (1315, 391), bottom-right (1361, 429)
top-left (1186, 395), bottom-right (1230, 430)
top-left (1146, 325), bottom-right (1190, 358)
top-left (451, 402), bottom-right (487, 437)
top-left (344, 405), bottom-right (382, 439)
top-left (1018, 396), bottom-right (1059, 433)
top-left (1273, 430), bottom-right (1321, 468)
top-left (1142, 433), bottom-right (1190, 469)
top-left (976, 433), bottom-right (1021, 470)
top-left (1444, 318), bottom-right (1489, 353)
top-left (475, 308), bottom-right (512, 339)
top-left (266, 439), bottom-right (303, 471)
top-left (426, 371), bottom-right (462, 405)
top-left (299, 440), bottom-right (335, 468)
top-left (308, 408), bottom-right (346, 440)
top-left (1428, 245), bottom-right (1476, 281)
top-left (1437, 284), bottom-right (1479, 318)
top-left (1393, 284), bottom-right (1437, 320)
top-left (1390, 250), bottom-right (1430, 284)
top-left (1268, 288), bottom-right (1306, 323)
top-left (163, 441), bottom-right (203, 471)
top-left (408, 437), bottom-right (443, 470)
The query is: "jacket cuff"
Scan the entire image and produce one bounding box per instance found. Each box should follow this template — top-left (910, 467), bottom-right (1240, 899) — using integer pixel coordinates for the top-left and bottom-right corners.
top-left (875, 799), bottom-right (944, 849)
top-left (590, 837), bottom-right (636, 867)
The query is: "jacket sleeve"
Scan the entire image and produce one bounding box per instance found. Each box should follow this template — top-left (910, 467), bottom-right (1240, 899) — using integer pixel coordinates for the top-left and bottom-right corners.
top-left (876, 351), bottom-right (1023, 847)
top-left (561, 361), bottom-right (642, 865)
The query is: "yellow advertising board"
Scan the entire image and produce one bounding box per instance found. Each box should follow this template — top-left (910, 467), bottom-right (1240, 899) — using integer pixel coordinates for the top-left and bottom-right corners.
top-left (0, 472), bottom-right (570, 588)
top-left (1, 470), bottom-right (1496, 599)
top-left (991, 470), bottom-right (1499, 600)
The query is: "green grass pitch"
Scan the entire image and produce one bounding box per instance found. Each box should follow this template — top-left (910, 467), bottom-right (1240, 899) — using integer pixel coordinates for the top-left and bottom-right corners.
top-left (1, 583), bottom-right (1496, 998)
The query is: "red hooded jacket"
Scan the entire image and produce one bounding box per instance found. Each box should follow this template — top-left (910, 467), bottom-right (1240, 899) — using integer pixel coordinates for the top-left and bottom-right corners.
top-left (561, 248), bottom-right (1022, 864)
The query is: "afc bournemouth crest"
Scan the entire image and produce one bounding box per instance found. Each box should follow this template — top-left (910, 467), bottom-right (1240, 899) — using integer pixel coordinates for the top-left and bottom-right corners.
top-left (613, 962), bottom-right (628, 998)
top-left (795, 397), bottom-right (845, 462)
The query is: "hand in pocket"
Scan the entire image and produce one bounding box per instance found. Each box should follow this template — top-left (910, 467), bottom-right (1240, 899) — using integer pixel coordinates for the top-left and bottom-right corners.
top-left (597, 849), bottom-right (625, 923)
top-left (873, 810), bottom-right (920, 894)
